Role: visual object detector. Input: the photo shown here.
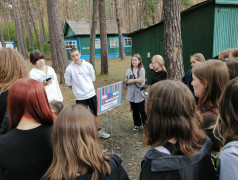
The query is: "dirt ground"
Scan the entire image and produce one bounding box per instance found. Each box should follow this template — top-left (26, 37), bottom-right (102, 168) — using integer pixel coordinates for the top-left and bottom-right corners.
top-left (27, 57), bottom-right (148, 180)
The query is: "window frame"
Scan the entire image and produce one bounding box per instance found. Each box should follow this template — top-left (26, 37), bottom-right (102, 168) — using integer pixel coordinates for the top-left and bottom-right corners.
top-left (95, 38), bottom-right (101, 49)
top-left (109, 38), bottom-right (119, 48)
top-left (64, 40), bottom-right (77, 49)
top-left (124, 37), bottom-right (132, 47)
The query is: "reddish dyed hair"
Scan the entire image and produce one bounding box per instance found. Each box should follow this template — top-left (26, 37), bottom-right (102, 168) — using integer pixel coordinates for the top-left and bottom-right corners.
top-left (8, 78), bottom-right (53, 129)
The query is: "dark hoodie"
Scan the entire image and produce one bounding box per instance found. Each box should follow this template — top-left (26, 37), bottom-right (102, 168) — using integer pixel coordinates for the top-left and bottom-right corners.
top-left (140, 138), bottom-right (217, 180)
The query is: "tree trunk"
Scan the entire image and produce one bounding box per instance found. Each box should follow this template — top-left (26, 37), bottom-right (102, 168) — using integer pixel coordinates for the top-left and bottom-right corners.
top-left (159, 0), bottom-right (163, 21)
top-left (47, 0), bottom-right (68, 83)
top-left (12, 0), bottom-right (21, 53)
top-left (27, 0), bottom-right (44, 53)
top-left (22, 0), bottom-right (34, 50)
top-left (89, 0), bottom-right (92, 20)
top-left (73, 0), bottom-right (77, 19)
top-left (127, 0), bottom-right (131, 32)
top-left (19, 0), bottom-right (28, 58)
top-left (133, 0), bottom-right (137, 31)
top-left (115, 0), bottom-right (125, 60)
top-left (163, 0), bottom-right (184, 80)
top-left (99, 0), bottom-right (108, 75)
top-left (1, 1), bottom-right (10, 40)
top-left (89, 0), bottom-right (98, 70)
top-left (47, 0), bottom-right (58, 71)
top-left (38, 0), bottom-right (47, 43)
top-left (0, 25), bottom-right (6, 47)
top-left (12, 0), bottom-right (28, 58)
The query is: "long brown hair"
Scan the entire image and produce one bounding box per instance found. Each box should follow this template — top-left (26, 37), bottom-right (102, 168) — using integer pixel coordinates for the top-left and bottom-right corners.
top-left (0, 47), bottom-right (27, 94)
top-left (214, 77), bottom-right (238, 145)
top-left (131, 54), bottom-right (144, 77)
top-left (144, 80), bottom-right (206, 156)
top-left (192, 60), bottom-right (229, 112)
top-left (42, 104), bottom-right (111, 180)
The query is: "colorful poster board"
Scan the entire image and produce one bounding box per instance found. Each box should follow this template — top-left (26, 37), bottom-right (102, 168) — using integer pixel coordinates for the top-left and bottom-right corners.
top-left (97, 81), bottom-right (123, 115)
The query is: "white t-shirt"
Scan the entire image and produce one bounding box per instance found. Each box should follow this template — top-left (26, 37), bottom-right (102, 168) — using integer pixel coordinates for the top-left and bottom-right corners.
top-left (64, 60), bottom-right (96, 100)
top-left (29, 66), bottom-right (63, 102)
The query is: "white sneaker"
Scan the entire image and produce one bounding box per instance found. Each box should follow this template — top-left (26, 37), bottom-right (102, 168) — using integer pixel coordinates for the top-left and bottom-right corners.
top-left (133, 126), bottom-right (140, 131)
top-left (98, 129), bottom-right (110, 139)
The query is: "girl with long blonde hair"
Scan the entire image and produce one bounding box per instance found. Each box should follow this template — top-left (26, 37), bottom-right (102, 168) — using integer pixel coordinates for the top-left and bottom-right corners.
top-left (149, 54), bottom-right (167, 85)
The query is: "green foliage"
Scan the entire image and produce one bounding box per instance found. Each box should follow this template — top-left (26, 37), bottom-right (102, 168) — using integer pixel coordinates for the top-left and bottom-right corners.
top-left (181, 0), bottom-right (193, 8)
top-left (1, 22), bottom-right (46, 52)
top-left (144, 0), bottom-right (160, 26)
top-left (42, 42), bottom-right (50, 57)
top-left (2, 22), bottom-right (16, 42)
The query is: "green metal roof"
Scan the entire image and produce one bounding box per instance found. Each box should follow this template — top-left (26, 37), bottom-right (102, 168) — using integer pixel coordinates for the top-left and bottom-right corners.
top-left (216, 0), bottom-right (238, 5)
top-left (63, 20), bottom-right (128, 37)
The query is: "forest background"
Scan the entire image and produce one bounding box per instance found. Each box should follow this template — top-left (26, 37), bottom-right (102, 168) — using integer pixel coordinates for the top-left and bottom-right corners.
top-left (0, 0), bottom-right (205, 56)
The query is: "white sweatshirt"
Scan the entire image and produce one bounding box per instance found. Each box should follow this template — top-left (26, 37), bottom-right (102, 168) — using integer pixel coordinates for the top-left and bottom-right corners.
top-left (29, 66), bottom-right (63, 102)
top-left (64, 61), bottom-right (96, 100)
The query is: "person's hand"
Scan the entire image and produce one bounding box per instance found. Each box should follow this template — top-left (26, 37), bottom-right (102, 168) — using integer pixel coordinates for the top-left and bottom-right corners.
top-left (43, 79), bottom-right (51, 86)
top-left (137, 77), bottom-right (143, 84)
top-left (149, 63), bottom-right (153, 69)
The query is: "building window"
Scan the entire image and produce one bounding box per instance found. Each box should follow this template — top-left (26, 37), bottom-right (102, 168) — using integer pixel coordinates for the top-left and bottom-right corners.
top-left (124, 38), bottom-right (132, 47)
top-left (65, 40), bottom-right (77, 49)
top-left (110, 38), bottom-right (119, 48)
top-left (95, 39), bottom-right (101, 49)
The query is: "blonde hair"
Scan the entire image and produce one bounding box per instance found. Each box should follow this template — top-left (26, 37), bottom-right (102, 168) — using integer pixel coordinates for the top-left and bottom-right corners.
top-left (190, 53), bottom-right (205, 62)
top-left (0, 48), bottom-right (27, 94)
top-left (152, 55), bottom-right (166, 70)
top-left (42, 104), bottom-right (111, 180)
top-left (218, 48), bottom-right (232, 60)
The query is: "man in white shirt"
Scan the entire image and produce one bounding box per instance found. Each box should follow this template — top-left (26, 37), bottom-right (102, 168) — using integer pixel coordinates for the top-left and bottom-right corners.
top-left (64, 48), bottom-right (110, 139)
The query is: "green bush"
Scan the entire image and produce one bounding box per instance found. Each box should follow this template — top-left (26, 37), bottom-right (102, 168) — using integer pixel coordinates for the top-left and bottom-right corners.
top-left (43, 42), bottom-right (50, 55)
top-left (181, 0), bottom-right (193, 8)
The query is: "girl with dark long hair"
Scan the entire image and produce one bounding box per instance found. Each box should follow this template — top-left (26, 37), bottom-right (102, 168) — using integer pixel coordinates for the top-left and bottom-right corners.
top-left (140, 80), bottom-right (217, 180)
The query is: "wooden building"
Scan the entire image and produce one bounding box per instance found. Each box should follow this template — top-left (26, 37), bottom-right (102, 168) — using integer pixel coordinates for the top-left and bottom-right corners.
top-left (129, 0), bottom-right (238, 83)
top-left (63, 20), bottom-right (132, 60)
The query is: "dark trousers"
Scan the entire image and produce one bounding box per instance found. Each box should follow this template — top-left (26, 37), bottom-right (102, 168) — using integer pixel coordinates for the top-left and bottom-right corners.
top-left (130, 100), bottom-right (147, 126)
top-left (76, 95), bottom-right (97, 116)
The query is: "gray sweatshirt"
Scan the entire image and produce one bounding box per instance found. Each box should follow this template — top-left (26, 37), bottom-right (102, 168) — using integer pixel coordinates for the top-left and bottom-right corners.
top-left (125, 67), bottom-right (145, 103)
top-left (64, 61), bottom-right (96, 100)
top-left (219, 141), bottom-right (238, 180)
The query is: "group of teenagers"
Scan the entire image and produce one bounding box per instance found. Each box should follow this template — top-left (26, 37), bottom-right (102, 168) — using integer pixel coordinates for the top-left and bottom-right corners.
top-left (0, 46), bottom-right (238, 180)
top-left (125, 49), bottom-right (238, 180)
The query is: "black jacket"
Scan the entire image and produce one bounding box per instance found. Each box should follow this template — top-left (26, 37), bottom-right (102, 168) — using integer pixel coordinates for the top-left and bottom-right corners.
top-left (150, 69), bottom-right (167, 85)
top-left (76, 154), bottom-right (129, 180)
top-left (0, 90), bottom-right (9, 135)
top-left (140, 138), bottom-right (217, 180)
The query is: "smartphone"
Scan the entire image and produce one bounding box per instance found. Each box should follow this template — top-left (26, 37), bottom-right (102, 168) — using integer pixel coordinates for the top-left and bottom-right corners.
top-left (46, 77), bottom-right (51, 81)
